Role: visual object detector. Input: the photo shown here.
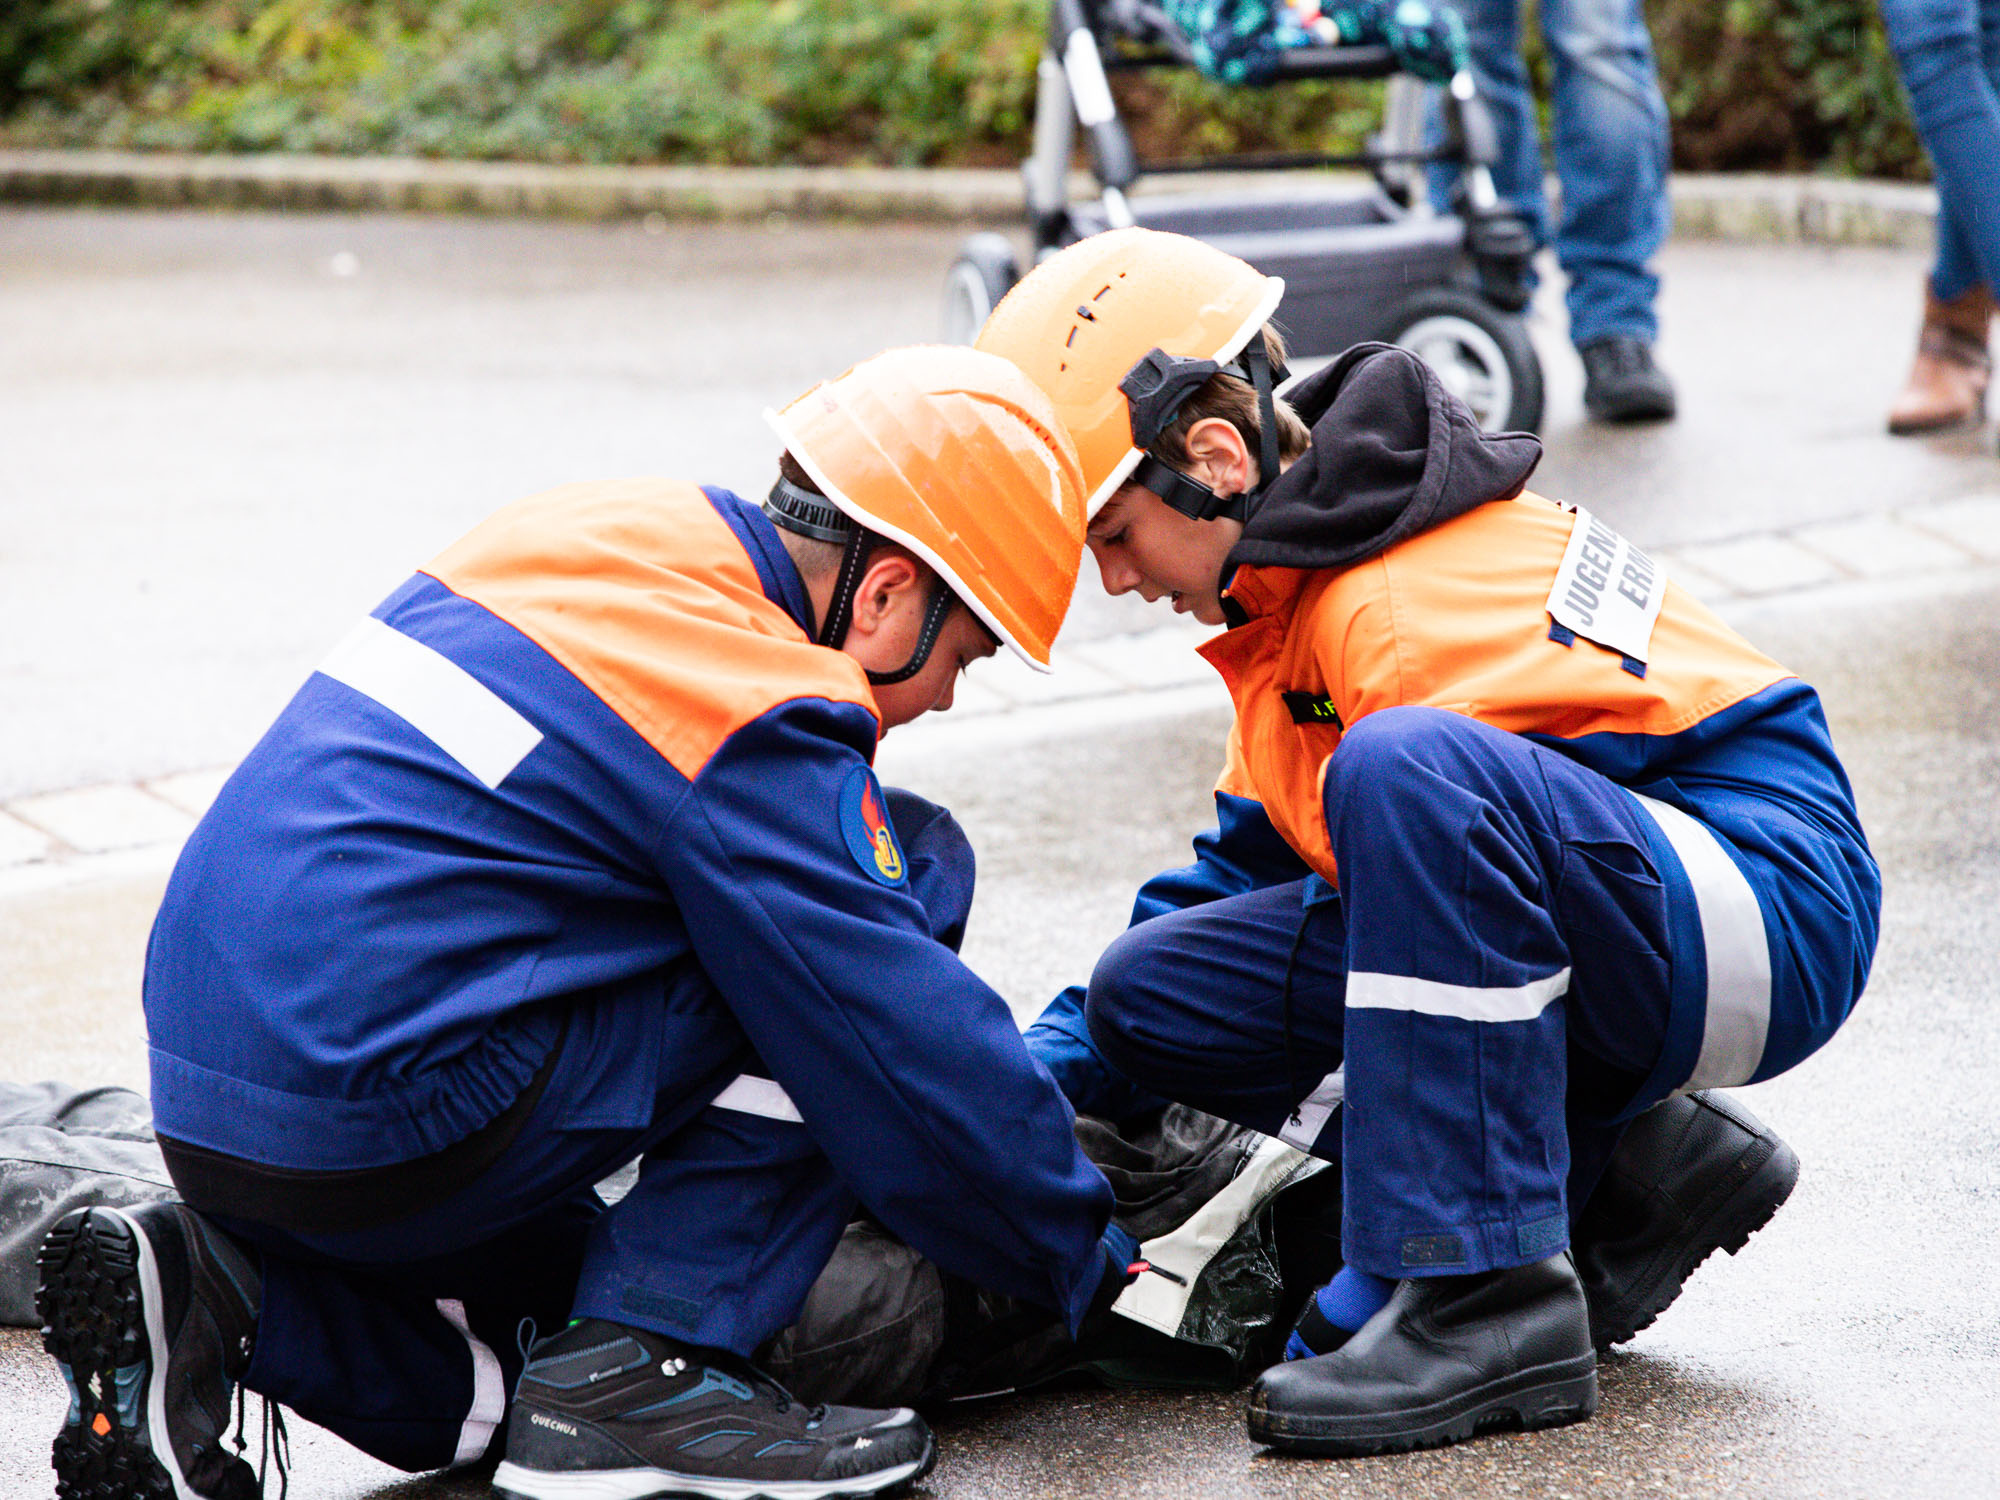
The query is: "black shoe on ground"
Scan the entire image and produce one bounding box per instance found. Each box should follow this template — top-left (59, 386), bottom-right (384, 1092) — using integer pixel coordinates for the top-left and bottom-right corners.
top-left (493, 1317), bottom-right (936, 1500)
top-left (1575, 1089), bottom-right (1800, 1352)
top-left (1580, 335), bottom-right (1677, 422)
top-left (1247, 1253), bottom-right (1597, 1457)
top-left (38, 1203), bottom-right (263, 1500)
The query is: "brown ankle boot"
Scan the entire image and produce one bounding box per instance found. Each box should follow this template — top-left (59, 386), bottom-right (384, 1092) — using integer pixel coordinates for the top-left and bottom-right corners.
top-left (1888, 282), bottom-right (1993, 435)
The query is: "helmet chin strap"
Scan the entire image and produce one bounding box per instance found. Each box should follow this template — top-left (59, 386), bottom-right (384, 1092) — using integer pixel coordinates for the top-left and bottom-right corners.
top-left (861, 578), bottom-right (957, 686)
top-left (1124, 338), bottom-right (1287, 525)
top-left (767, 476), bottom-right (956, 686)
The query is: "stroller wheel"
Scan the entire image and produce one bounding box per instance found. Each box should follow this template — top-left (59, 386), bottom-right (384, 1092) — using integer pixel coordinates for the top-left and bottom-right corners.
top-left (1374, 288), bottom-right (1545, 434)
top-left (942, 233), bottom-right (1020, 344)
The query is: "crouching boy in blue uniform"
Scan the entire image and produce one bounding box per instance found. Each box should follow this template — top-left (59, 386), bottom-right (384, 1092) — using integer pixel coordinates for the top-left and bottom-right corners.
top-left (37, 347), bottom-right (1141, 1500)
top-left (979, 232), bottom-right (1880, 1455)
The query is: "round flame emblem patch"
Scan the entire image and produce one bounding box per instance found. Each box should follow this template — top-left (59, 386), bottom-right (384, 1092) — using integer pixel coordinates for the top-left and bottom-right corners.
top-left (839, 765), bottom-right (908, 887)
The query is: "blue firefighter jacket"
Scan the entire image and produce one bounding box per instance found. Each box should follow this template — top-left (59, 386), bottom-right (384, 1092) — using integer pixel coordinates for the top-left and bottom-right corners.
top-left (144, 479), bottom-right (1114, 1326)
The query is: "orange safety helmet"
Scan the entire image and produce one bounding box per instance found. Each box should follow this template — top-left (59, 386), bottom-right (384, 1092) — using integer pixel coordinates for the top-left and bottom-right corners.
top-left (976, 227), bottom-right (1285, 517)
top-left (764, 345), bottom-right (1087, 672)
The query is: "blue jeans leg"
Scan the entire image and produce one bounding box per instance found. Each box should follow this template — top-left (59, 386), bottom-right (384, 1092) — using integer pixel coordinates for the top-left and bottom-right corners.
top-left (1540, 0), bottom-right (1669, 345)
top-left (1881, 0), bottom-right (2000, 300)
top-left (1429, 0), bottom-right (1667, 343)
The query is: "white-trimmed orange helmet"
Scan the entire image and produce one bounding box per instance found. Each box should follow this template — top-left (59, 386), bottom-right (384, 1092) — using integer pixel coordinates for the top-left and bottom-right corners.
top-left (976, 227), bottom-right (1285, 517)
top-left (765, 345), bottom-right (1086, 672)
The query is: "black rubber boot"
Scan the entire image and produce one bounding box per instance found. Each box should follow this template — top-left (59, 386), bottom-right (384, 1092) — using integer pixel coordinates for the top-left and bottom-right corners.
top-left (1575, 1089), bottom-right (1800, 1351)
top-left (494, 1317), bottom-right (936, 1500)
top-left (1247, 1253), bottom-right (1597, 1457)
top-left (38, 1203), bottom-right (264, 1500)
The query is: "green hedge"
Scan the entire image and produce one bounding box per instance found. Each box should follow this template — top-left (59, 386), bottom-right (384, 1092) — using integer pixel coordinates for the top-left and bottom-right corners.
top-left (0, 0), bottom-right (1927, 179)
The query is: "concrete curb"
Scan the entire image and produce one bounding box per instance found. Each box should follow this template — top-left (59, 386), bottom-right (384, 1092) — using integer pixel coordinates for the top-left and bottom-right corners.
top-left (4, 494), bottom-right (1997, 885)
top-left (1670, 173), bottom-right (1938, 252)
top-left (0, 148), bottom-right (1025, 224)
top-left (0, 147), bottom-right (1941, 247)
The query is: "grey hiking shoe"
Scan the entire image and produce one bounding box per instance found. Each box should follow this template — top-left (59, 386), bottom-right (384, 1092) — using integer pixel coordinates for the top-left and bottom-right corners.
top-left (493, 1317), bottom-right (935, 1500)
top-left (38, 1202), bottom-right (265, 1500)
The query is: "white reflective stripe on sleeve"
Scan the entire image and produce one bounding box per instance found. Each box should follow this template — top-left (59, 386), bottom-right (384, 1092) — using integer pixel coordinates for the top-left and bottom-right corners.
top-left (710, 1074), bottom-right (803, 1123)
top-left (1345, 967), bottom-right (1570, 1023)
top-left (435, 1298), bottom-right (505, 1468)
top-left (1278, 1067), bottom-right (1344, 1152)
top-left (318, 617), bottom-right (543, 789)
top-left (1631, 793), bottom-right (1772, 1089)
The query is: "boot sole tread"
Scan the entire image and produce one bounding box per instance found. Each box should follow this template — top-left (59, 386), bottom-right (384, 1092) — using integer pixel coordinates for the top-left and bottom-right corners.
top-left (36, 1209), bottom-right (178, 1500)
top-left (1247, 1354), bottom-right (1598, 1455)
top-left (1591, 1131), bottom-right (1801, 1351)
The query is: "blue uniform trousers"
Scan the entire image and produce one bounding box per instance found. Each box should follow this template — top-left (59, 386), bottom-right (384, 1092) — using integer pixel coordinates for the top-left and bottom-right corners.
top-left (220, 789), bottom-right (975, 1473)
top-left (1087, 707), bottom-right (1790, 1281)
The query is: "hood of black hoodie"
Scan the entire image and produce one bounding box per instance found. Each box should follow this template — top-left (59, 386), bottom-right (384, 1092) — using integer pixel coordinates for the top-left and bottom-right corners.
top-left (1225, 342), bottom-right (1542, 580)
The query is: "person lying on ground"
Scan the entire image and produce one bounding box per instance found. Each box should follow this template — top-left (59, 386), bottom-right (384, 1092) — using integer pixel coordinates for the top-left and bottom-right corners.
top-left (976, 229), bottom-right (1878, 1457)
top-left (35, 346), bottom-right (1142, 1500)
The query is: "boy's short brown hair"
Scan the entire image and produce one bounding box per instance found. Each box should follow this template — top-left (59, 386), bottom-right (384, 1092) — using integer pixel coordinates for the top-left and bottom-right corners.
top-left (1149, 325), bottom-right (1312, 477)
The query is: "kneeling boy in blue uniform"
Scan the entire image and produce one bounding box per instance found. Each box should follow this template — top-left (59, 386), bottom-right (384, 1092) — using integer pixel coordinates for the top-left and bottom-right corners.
top-left (37, 347), bottom-right (1139, 1500)
top-left (979, 232), bottom-right (1879, 1455)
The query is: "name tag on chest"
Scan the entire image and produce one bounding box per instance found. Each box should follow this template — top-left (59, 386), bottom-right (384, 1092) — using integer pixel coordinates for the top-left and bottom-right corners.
top-left (1546, 507), bottom-right (1664, 670)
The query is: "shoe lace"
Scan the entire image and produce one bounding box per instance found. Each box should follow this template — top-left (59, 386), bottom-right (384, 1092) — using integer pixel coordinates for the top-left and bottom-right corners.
top-left (710, 1349), bottom-right (827, 1426)
top-left (230, 1384), bottom-right (291, 1500)
top-left (514, 1317), bottom-right (540, 1401)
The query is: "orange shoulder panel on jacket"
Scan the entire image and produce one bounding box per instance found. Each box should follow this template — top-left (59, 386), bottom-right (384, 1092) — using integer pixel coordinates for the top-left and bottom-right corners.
top-left (1311, 494), bottom-right (1791, 739)
top-left (423, 478), bottom-right (877, 778)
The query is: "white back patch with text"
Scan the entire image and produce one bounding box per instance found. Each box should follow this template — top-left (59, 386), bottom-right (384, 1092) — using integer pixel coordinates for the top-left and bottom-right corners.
top-left (1547, 507), bottom-right (1664, 666)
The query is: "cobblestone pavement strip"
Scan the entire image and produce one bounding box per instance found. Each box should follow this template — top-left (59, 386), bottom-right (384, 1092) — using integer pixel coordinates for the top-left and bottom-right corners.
top-left (6, 499), bottom-right (1998, 877)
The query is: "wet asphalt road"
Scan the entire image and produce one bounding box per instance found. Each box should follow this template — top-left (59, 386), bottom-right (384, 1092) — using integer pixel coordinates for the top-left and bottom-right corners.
top-left (1, 205), bottom-right (1998, 1496)
top-left (3, 205), bottom-right (1995, 800)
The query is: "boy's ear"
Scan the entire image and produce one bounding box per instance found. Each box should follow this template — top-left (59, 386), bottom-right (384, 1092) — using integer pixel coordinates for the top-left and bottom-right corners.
top-left (1181, 417), bottom-right (1257, 495)
top-left (845, 551), bottom-right (926, 640)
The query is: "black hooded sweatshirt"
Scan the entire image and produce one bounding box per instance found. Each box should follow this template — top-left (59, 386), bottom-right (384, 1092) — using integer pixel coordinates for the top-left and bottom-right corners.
top-left (1224, 342), bottom-right (1543, 586)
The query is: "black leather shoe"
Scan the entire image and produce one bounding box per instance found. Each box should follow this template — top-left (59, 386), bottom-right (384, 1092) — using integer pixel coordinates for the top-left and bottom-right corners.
top-left (1575, 1090), bottom-right (1799, 1351)
top-left (1247, 1253), bottom-right (1597, 1456)
top-left (1580, 336), bottom-right (1677, 422)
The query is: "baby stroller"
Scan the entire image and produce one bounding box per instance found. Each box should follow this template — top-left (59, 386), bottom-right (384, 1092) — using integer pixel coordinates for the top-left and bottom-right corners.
top-left (942, 0), bottom-right (1545, 432)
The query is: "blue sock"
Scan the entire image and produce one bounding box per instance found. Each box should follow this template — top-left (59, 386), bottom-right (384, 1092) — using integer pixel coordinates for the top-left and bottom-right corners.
top-left (1283, 1267), bottom-right (1396, 1361)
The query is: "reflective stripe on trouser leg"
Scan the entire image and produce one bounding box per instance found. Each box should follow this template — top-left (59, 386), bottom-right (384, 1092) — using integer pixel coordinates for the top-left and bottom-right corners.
top-left (1629, 794), bottom-right (1771, 1090)
top-left (434, 1297), bottom-right (505, 1467)
top-left (240, 1213), bottom-right (585, 1475)
top-left (1323, 709), bottom-right (1598, 1279)
top-left (1082, 880), bottom-right (1350, 1157)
